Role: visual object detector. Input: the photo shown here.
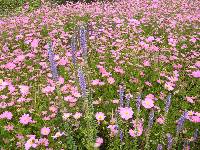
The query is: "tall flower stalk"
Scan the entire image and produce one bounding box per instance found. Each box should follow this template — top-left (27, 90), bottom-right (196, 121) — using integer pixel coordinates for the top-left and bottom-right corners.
top-left (79, 25), bottom-right (88, 62)
top-left (133, 93), bottom-right (142, 149)
top-left (47, 42), bottom-right (59, 82)
top-left (119, 84), bottom-right (125, 107)
top-left (166, 133), bottom-right (173, 150)
top-left (144, 109), bottom-right (155, 150)
top-left (77, 67), bottom-right (97, 150)
top-left (47, 42), bottom-right (63, 109)
top-left (77, 68), bottom-right (87, 98)
top-left (173, 111), bottom-right (187, 149)
top-left (160, 94), bottom-right (172, 145)
top-left (75, 24), bottom-right (97, 149)
top-left (157, 144), bottom-right (163, 150)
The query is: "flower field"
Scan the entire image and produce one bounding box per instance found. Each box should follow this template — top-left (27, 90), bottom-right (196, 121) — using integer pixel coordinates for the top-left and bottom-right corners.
top-left (0, 0), bottom-right (199, 149)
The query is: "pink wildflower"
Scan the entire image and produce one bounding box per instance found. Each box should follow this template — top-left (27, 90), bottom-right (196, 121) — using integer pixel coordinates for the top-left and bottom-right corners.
top-left (31, 39), bottom-right (39, 48)
top-left (95, 112), bottom-right (106, 121)
top-left (119, 107), bottom-right (134, 120)
top-left (73, 112), bottom-right (82, 119)
top-left (19, 85), bottom-right (30, 96)
top-left (19, 114), bottom-right (32, 125)
top-left (4, 125), bottom-right (14, 131)
top-left (25, 137), bottom-right (38, 150)
top-left (41, 127), bottom-right (50, 136)
top-left (0, 111), bottom-right (13, 120)
top-left (107, 77), bottom-right (115, 84)
top-left (142, 98), bottom-right (154, 109)
top-left (156, 116), bottom-right (165, 124)
top-left (94, 137), bottom-right (103, 148)
top-left (191, 70), bottom-right (200, 78)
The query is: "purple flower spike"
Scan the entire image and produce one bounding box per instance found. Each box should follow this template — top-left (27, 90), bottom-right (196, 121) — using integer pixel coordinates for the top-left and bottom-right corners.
top-left (165, 94), bottom-right (172, 113)
top-left (47, 42), bottom-right (59, 82)
top-left (148, 109), bottom-right (154, 129)
top-left (166, 133), bottom-right (173, 150)
top-left (193, 129), bottom-right (198, 142)
top-left (79, 25), bottom-right (87, 59)
top-left (176, 111), bottom-right (187, 134)
top-left (157, 144), bottom-right (163, 150)
top-left (77, 68), bottom-right (87, 97)
top-left (119, 84), bottom-right (125, 107)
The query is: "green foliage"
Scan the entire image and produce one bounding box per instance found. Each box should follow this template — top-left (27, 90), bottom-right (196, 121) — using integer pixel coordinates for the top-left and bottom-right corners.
top-left (0, 0), bottom-right (41, 16)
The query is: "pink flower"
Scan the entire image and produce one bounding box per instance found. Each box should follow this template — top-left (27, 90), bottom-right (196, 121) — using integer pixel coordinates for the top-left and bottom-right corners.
top-left (41, 127), bottom-right (50, 136)
top-left (25, 137), bottom-right (38, 150)
top-left (91, 79), bottom-right (100, 85)
top-left (185, 96), bottom-right (195, 104)
top-left (164, 82), bottom-right (175, 91)
top-left (0, 111), bottom-right (13, 120)
top-left (5, 62), bottom-right (16, 70)
top-left (38, 138), bottom-right (49, 147)
top-left (31, 39), bottom-right (39, 48)
top-left (142, 98), bottom-right (154, 109)
top-left (143, 60), bottom-right (151, 67)
top-left (129, 119), bottom-right (143, 137)
top-left (19, 85), bottom-right (30, 96)
top-left (94, 137), bottom-right (103, 148)
top-left (73, 112), bottom-right (82, 119)
top-left (52, 131), bottom-right (64, 139)
top-left (64, 96), bottom-right (77, 103)
top-left (62, 113), bottom-right (72, 120)
top-left (190, 37), bottom-right (196, 43)
top-left (114, 66), bottom-right (125, 74)
top-left (156, 116), bottom-right (165, 124)
top-left (49, 105), bottom-right (58, 113)
top-left (191, 70), bottom-right (200, 78)
top-left (107, 125), bottom-right (118, 135)
top-left (19, 114), bottom-right (32, 125)
top-left (4, 125), bottom-right (14, 131)
top-left (42, 86), bottom-right (55, 94)
top-left (119, 107), bottom-right (134, 120)
top-left (146, 36), bottom-right (154, 43)
top-left (195, 61), bottom-right (200, 68)
top-left (95, 112), bottom-right (106, 121)
top-left (107, 77), bottom-right (115, 84)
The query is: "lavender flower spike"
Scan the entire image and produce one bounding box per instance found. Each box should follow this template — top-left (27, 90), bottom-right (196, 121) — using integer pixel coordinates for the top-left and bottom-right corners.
top-left (148, 109), bottom-right (155, 129)
top-left (47, 42), bottom-right (59, 82)
top-left (120, 130), bottom-right (123, 142)
top-left (166, 133), bottom-right (173, 150)
top-left (136, 94), bottom-right (142, 113)
top-left (119, 84), bottom-right (125, 107)
top-left (71, 34), bottom-right (77, 65)
top-left (176, 111), bottom-right (187, 134)
top-left (79, 25), bottom-right (87, 59)
top-left (157, 144), bottom-right (163, 150)
top-left (193, 128), bottom-right (198, 142)
top-left (77, 68), bottom-right (87, 97)
top-left (165, 94), bottom-right (172, 113)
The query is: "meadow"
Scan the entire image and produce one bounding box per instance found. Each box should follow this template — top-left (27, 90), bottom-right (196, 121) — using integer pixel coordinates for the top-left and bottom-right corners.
top-left (0, 0), bottom-right (199, 149)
